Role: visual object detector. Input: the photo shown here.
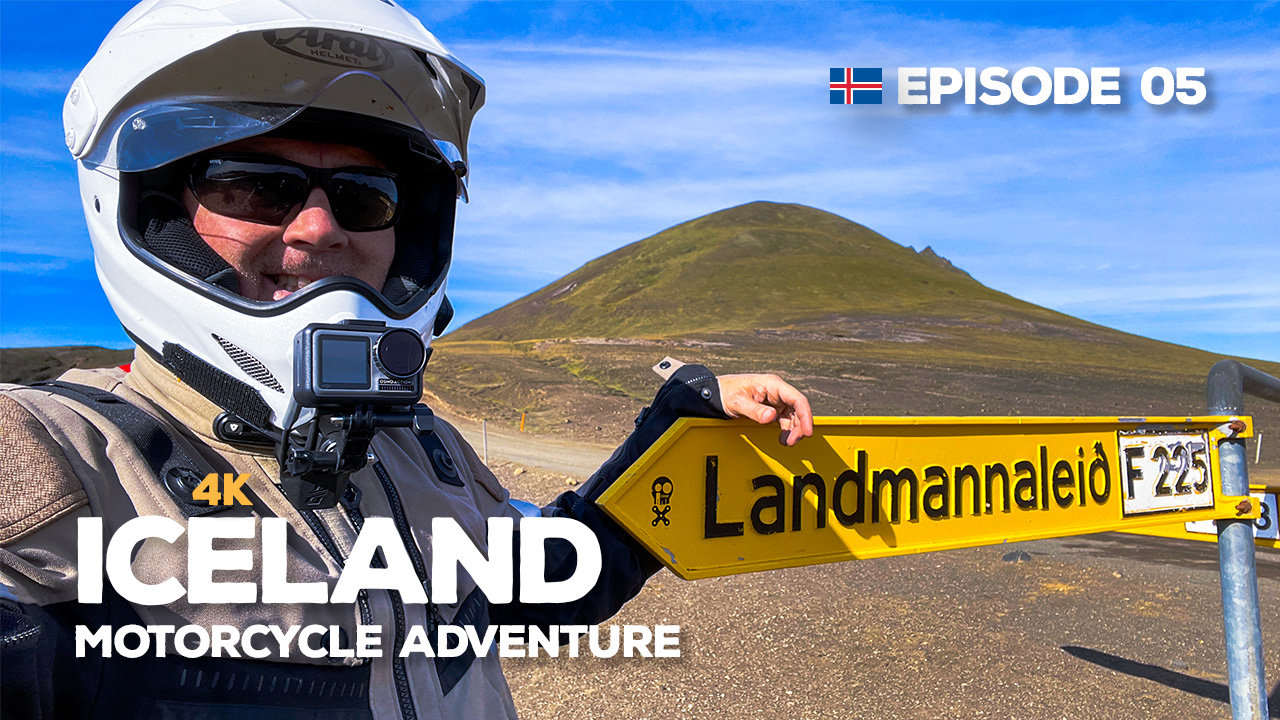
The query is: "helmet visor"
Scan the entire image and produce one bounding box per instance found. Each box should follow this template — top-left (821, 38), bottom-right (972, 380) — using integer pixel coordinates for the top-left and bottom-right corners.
top-left (80, 27), bottom-right (475, 190)
top-left (86, 72), bottom-right (467, 197)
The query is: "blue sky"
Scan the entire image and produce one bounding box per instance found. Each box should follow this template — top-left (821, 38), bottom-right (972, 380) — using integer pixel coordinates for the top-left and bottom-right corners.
top-left (2, 1), bottom-right (1277, 361)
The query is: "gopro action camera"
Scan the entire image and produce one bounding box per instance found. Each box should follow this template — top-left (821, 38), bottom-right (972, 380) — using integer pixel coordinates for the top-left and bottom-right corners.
top-left (293, 320), bottom-right (427, 407)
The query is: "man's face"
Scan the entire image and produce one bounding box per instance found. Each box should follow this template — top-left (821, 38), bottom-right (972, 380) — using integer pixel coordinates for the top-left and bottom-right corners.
top-left (183, 137), bottom-right (397, 302)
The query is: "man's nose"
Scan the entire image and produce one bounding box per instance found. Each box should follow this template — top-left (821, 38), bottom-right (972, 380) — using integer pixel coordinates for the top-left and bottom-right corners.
top-left (282, 187), bottom-right (348, 251)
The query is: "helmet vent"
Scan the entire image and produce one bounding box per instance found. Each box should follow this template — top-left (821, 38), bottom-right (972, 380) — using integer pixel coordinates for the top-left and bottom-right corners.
top-left (212, 334), bottom-right (285, 394)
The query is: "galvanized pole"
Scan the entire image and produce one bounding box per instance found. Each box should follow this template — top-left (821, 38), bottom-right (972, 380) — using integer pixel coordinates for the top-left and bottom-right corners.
top-left (1209, 359), bottom-right (1280, 720)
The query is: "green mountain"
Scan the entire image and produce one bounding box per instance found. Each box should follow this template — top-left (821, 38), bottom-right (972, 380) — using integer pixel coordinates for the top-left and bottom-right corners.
top-left (431, 202), bottom-right (1279, 449)
top-left (452, 201), bottom-right (1068, 341)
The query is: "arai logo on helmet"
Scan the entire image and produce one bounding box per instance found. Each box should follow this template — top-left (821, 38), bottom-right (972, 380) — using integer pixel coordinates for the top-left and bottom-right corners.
top-left (264, 30), bottom-right (394, 71)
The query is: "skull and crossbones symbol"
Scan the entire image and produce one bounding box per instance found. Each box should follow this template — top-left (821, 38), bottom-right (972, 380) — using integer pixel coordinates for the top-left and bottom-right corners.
top-left (651, 476), bottom-right (674, 527)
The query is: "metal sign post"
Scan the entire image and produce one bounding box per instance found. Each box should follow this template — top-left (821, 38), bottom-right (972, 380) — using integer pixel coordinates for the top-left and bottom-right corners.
top-left (598, 415), bottom-right (1257, 579)
top-left (1208, 360), bottom-right (1280, 720)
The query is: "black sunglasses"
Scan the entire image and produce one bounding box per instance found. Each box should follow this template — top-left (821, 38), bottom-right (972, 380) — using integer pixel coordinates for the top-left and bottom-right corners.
top-left (188, 154), bottom-right (402, 232)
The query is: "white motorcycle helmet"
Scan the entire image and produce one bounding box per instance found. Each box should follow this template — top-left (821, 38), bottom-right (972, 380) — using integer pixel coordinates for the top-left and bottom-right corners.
top-left (65, 0), bottom-right (484, 433)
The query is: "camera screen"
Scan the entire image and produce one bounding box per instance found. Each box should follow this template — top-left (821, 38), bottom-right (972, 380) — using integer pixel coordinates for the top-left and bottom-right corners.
top-left (317, 335), bottom-right (371, 389)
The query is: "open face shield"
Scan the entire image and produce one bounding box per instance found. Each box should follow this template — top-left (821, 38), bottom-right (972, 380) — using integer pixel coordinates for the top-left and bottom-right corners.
top-left (82, 67), bottom-right (471, 195)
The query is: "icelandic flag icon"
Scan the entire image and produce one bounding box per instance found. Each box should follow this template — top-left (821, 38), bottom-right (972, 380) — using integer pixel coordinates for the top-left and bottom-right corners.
top-left (830, 68), bottom-right (883, 104)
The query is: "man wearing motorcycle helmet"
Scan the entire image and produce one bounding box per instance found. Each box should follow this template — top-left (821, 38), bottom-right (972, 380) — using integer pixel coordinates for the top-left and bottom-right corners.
top-left (0, 1), bottom-right (813, 718)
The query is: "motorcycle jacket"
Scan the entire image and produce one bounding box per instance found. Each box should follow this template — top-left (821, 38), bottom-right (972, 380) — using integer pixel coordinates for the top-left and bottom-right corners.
top-left (0, 351), bottom-right (727, 720)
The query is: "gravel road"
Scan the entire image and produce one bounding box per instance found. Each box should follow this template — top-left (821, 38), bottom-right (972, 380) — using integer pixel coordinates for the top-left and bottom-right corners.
top-left (443, 413), bottom-right (1280, 719)
top-left (442, 412), bottom-right (614, 479)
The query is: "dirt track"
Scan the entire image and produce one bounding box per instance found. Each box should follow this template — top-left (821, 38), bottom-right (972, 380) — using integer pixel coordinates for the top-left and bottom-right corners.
top-left (448, 414), bottom-right (1280, 719)
top-left (444, 413), bottom-right (614, 478)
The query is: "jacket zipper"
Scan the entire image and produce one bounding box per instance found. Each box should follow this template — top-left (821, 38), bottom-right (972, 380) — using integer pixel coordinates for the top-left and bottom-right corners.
top-left (336, 504), bottom-right (375, 627)
top-left (338, 492), bottom-right (415, 720)
top-left (303, 456), bottom-right (442, 720)
top-left (305, 489), bottom-right (417, 720)
top-left (371, 459), bottom-right (433, 720)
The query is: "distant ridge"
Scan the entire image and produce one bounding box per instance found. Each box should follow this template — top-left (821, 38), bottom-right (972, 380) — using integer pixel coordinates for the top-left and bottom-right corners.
top-left (914, 245), bottom-right (971, 278)
top-left (0, 346), bottom-right (132, 385)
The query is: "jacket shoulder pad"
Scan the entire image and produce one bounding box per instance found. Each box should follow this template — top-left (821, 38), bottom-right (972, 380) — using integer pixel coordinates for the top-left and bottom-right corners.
top-left (0, 394), bottom-right (88, 544)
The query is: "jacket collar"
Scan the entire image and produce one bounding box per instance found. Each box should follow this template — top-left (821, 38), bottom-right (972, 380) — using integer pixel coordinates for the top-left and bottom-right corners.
top-left (124, 347), bottom-right (238, 450)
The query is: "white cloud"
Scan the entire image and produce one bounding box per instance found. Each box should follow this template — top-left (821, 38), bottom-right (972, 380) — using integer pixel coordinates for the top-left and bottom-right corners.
top-left (0, 69), bottom-right (77, 96)
top-left (0, 257), bottom-right (73, 275)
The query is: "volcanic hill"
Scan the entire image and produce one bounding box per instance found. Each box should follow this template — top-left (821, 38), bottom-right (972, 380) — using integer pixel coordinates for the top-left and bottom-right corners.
top-left (428, 201), bottom-right (1280, 452)
top-left (451, 201), bottom-right (993, 341)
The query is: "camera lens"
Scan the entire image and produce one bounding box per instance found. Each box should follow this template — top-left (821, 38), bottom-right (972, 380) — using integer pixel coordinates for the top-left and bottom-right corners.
top-left (375, 328), bottom-right (426, 378)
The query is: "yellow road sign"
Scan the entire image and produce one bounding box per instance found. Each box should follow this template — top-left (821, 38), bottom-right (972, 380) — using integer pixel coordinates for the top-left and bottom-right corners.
top-left (596, 416), bottom-right (1258, 580)
top-left (1122, 484), bottom-right (1280, 549)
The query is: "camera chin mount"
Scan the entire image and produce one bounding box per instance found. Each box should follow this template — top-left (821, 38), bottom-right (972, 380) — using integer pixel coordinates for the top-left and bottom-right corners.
top-left (275, 401), bottom-right (436, 510)
top-left (277, 319), bottom-right (435, 509)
